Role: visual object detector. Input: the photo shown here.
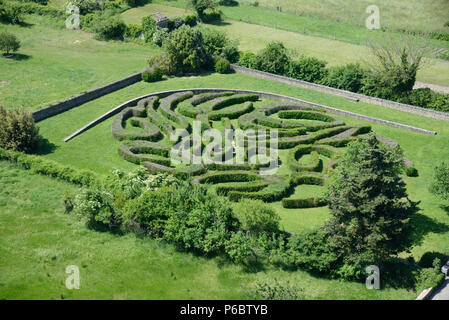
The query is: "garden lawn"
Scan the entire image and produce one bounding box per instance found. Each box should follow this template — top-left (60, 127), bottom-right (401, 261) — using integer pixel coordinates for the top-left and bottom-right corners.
top-left (0, 161), bottom-right (418, 299)
top-left (36, 72), bottom-right (449, 264)
top-left (0, 15), bottom-right (160, 110)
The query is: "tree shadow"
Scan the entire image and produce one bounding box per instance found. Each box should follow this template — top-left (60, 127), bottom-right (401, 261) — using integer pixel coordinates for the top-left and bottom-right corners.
top-left (441, 205), bottom-right (449, 217)
top-left (409, 211), bottom-right (449, 247)
top-left (3, 53), bottom-right (31, 61)
top-left (36, 138), bottom-right (58, 155)
top-left (206, 20), bottom-right (232, 27)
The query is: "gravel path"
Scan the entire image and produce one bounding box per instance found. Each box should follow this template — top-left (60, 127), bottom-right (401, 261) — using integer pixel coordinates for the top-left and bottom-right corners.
top-left (414, 81), bottom-right (449, 94)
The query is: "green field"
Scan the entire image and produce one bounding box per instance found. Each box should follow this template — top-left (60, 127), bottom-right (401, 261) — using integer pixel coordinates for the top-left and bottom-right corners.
top-left (120, 2), bottom-right (449, 86)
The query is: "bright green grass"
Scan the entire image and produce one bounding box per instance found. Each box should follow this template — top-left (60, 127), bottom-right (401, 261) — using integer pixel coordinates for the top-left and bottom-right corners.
top-left (0, 15), bottom-right (160, 110)
top-left (36, 72), bottom-right (449, 263)
top-left (120, 2), bottom-right (449, 86)
top-left (0, 161), bottom-right (418, 299)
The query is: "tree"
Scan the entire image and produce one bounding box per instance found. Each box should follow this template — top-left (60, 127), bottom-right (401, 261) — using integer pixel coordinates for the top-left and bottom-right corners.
top-left (362, 36), bottom-right (424, 99)
top-left (0, 0), bottom-right (22, 24)
top-left (255, 41), bottom-right (291, 75)
top-left (323, 133), bottom-right (417, 278)
top-left (0, 32), bottom-right (20, 56)
top-left (164, 25), bottom-right (210, 74)
top-left (430, 162), bottom-right (449, 201)
top-left (187, 0), bottom-right (217, 17)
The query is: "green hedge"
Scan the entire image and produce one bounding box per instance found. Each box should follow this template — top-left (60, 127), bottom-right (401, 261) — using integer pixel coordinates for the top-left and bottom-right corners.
top-left (288, 145), bottom-right (322, 172)
top-left (228, 178), bottom-right (291, 202)
top-left (159, 91), bottom-right (193, 131)
top-left (173, 164), bottom-right (205, 179)
top-left (210, 94), bottom-right (259, 111)
top-left (118, 141), bottom-right (171, 166)
top-left (290, 173), bottom-right (325, 186)
top-left (215, 181), bottom-right (269, 196)
top-left (281, 197), bottom-right (327, 209)
top-left (0, 147), bottom-right (99, 186)
top-left (190, 92), bottom-right (234, 106)
top-left (278, 110), bottom-right (335, 122)
top-left (208, 102), bottom-right (254, 121)
top-left (14, 2), bottom-right (66, 18)
top-left (197, 171), bottom-right (262, 184)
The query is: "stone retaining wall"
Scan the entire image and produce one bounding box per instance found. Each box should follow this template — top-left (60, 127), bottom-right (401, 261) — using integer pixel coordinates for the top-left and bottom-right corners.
top-left (64, 88), bottom-right (436, 142)
top-left (32, 72), bottom-right (142, 122)
top-left (231, 65), bottom-right (449, 122)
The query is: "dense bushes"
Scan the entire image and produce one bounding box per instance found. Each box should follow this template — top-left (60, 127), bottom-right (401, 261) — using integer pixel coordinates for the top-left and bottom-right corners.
top-left (92, 14), bottom-right (126, 40)
top-left (321, 63), bottom-right (365, 92)
top-left (0, 0), bottom-right (22, 24)
top-left (233, 199), bottom-right (280, 236)
top-left (287, 56), bottom-right (327, 83)
top-left (238, 50), bottom-right (257, 69)
top-left (430, 162), bottom-right (449, 201)
top-left (141, 14), bottom-right (157, 41)
top-left (0, 106), bottom-right (41, 153)
top-left (65, 0), bottom-right (99, 15)
top-left (214, 56), bottom-right (231, 73)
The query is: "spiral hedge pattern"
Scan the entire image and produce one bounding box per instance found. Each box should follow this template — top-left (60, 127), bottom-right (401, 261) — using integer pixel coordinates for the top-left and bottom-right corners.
top-left (110, 89), bottom-right (404, 208)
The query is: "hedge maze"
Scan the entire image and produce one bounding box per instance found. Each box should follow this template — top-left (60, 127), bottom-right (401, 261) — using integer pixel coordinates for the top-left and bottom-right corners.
top-left (111, 90), bottom-right (410, 208)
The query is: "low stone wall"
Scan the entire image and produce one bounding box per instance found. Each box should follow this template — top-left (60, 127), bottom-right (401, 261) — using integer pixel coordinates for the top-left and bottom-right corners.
top-left (32, 72), bottom-right (143, 122)
top-left (64, 88), bottom-right (436, 142)
top-left (231, 65), bottom-right (449, 122)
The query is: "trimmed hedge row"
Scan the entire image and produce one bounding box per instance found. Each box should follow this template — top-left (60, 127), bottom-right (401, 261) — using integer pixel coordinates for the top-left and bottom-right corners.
top-left (282, 197), bottom-right (327, 209)
top-left (278, 110), bottom-right (336, 123)
top-left (228, 177), bottom-right (291, 202)
top-left (214, 181), bottom-right (270, 196)
top-left (0, 147), bottom-right (100, 187)
top-left (143, 161), bottom-right (173, 174)
top-left (210, 94), bottom-right (259, 111)
top-left (196, 171), bottom-right (262, 184)
top-left (259, 103), bottom-right (324, 116)
top-left (159, 91), bottom-right (194, 130)
top-left (173, 164), bottom-right (206, 179)
top-left (118, 141), bottom-right (171, 166)
top-left (287, 145), bottom-right (322, 172)
top-left (317, 125), bottom-right (371, 147)
top-left (290, 173), bottom-right (326, 186)
top-left (190, 92), bottom-right (234, 106)
top-left (208, 102), bottom-right (255, 121)
top-left (312, 144), bottom-right (340, 159)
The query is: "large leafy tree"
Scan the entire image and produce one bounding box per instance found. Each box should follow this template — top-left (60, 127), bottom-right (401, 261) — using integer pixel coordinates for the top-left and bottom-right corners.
top-left (324, 133), bottom-right (417, 277)
top-left (164, 25), bottom-right (210, 74)
top-left (255, 41), bottom-right (291, 75)
top-left (187, 0), bottom-right (217, 16)
top-left (430, 162), bottom-right (449, 201)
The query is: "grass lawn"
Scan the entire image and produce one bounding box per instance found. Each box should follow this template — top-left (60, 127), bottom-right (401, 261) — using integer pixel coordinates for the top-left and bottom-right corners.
top-left (0, 15), bottom-right (160, 110)
top-left (120, 2), bottom-right (449, 86)
top-left (0, 161), bottom-right (419, 299)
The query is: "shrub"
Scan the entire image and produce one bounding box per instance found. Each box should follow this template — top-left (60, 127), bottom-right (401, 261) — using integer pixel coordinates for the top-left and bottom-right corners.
top-left (201, 27), bottom-right (238, 62)
top-left (238, 50), bottom-right (256, 68)
top-left (406, 167), bottom-right (418, 177)
top-left (0, 31), bottom-right (20, 55)
top-left (163, 183), bottom-right (238, 254)
top-left (122, 187), bottom-right (173, 237)
top-left (164, 25), bottom-right (210, 74)
top-left (255, 41), bottom-right (291, 75)
top-left (142, 67), bottom-right (163, 82)
top-left (430, 162), bottom-right (449, 201)
top-left (19, 0), bottom-right (48, 4)
top-left (429, 94), bottom-right (449, 112)
top-left (142, 14), bottom-right (157, 42)
top-left (91, 14), bottom-right (126, 40)
top-left (0, 106), bottom-right (41, 153)
top-left (148, 52), bottom-right (173, 75)
top-left (321, 63), bottom-right (366, 92)
top-left (125, 24), bottom-right (142, 39)
top-left (398, 88), bottom-right (434, 108)
top-left (415, 267), bottom-right (445, 292)
top-left (214, 56), bottom-right (231, 74)
top-left (247, 278), bottom-right (304, 300)
top-left (152, 27), bottom-right (169, 46)
top-left (287, 56), bottom-right (327, 83)
top-left (123, 0), bottom-right (149, 7)
top-left (184, 14), bottom-right (197, 27)
top-left (233, 199), bottom-right (280, 236)
top-left (0, 0), bottom-right (22, 24)
top-left (167, 16), bottom-right (185, 31)
top-left (73, 189), bottom-right (118, 228)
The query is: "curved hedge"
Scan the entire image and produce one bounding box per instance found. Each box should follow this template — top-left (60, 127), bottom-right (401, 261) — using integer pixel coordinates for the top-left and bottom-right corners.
top-left (118, 141), bottom-right (171, 166)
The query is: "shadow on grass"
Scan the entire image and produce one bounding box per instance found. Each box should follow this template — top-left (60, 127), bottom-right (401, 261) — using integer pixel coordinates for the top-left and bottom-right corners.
top-left (409, 212), bottom-right (449, 247)
top-left (205, 20), bottom-right (232, 27)
top-left (441, 205), bottom-right (449, 217)
top-left (36, 138), bottom-right (58, 155)
top-left (2, 53), bottom-right (32, 61)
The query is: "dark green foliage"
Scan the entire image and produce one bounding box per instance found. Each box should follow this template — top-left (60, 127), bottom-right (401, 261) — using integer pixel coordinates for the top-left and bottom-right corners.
top-left (152, 27), bottom-right (169, 46)
top-left (0, 31), bottom-right (20, 55)
top-left (142, 67), bottom-right (163, 82)
top-left (281, 197), bottom-right (326, 209)
top-left (406, 167), bottom-right (418, 177)
top-left (255, 41), bottom-right (291, 75)
top-left (233, 199), bottom-right (280, 236)
top-left (214, 56), bottom-right (231, 74)
top-left (287, 56), bottom-right (328, 83)
top-left (0, 0), bottom-right (22, 24)
top-left (18, 0), bottom-right (48, 5)
top-left (201, 27), bottom-right (239, 63)
top-left (13, 1), bottom-right (64, 18)
top-left (415, 267), bottom-right (445, 292)
top-left (163, 183), bottom-right (238, 255)
top-left (418, 251), bottom-right (448, 268)
top-left (164, 25), bottom-right (210, 74)
top-left (142, 14), bottom-right (157, 41)
top-left (123, 0), bottom-right (149, 8)
top-left (0, 106), bottom-right (40, 153)
top-left (184, 14), bottom-right (198, 27)
top-left (66, 0), bottom-right (100, 15)
top-left (430, 162), bottom-right (449, 201)
top-left (324, 133), bottom-right (417, 279)
top-left (92, 15), bottom-right (126, 40)
top-left (73, 189), bottom-right (118, 228)
top-left (238, 50), bottom-right (257, 68)
top-left (125, 24), bottom-right (142, 39)
top-left (321, 63), bottom-right (366, 92)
